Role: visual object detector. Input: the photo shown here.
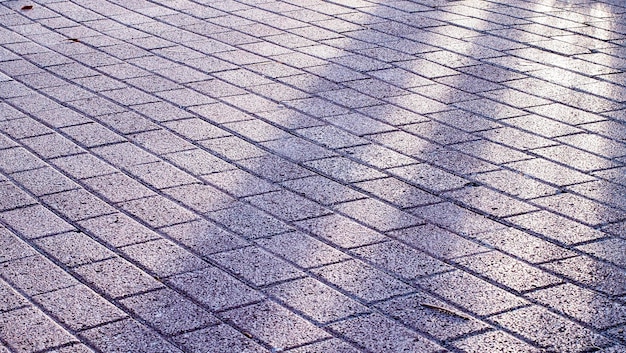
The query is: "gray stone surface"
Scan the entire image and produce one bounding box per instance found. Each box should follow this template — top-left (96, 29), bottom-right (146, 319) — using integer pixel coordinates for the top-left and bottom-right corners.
top-left (0, 0), bottom-right (624, 351)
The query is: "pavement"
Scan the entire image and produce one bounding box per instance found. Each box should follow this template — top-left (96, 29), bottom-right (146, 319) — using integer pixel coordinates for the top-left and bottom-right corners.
top-left (0, 0), bottom-right (625, 352)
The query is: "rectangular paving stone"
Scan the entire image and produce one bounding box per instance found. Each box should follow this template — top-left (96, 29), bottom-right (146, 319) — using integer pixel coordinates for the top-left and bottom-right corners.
top-left (173, 324), bottom-right (266, 353)
top-left (0, 181), bottom-right (36, 211)
top-left (34, 231), bottom-right (115, 268)
top-left (410, 202), bottom-right (506, 236)
top-left (392, 218), bottom-right (486, 256)
top-left (0, 278), bottom-right (30, 312)
top-left (577, 238), bottom-right (626, 268)
top-left (480, 127), bottom-right (556, 151)
top-left (452, 330), bottom-right (542, 353)
top-left (163, 183), bottom-right (237, 213)
top-left (453, 251), bottom-right (562, 292)
top-left (222, 301), bottom-right (331, 350)
top-left (60, 122), bottom-right (127, 148)
top-left (0, 204), bottom-right (75, 239)
top-left (355, 177), bottom-right (440, 208)
top-left (245, 190), bottom-right (331, 222)
top-left (121, 239), bottom-right (209, 277)
top-left (444, 186), bottom-right (538, 218)
top-left (257, 231), bottom-right (350, 269)
top-left (375, 292), bottom-right (489, 341)
top-left (202, 169), bottom-right (279, 197)
top-left (472, 169), bottom-right (558, 199)
top-left (0, 255), bottom-right (78, 295)
top-left (541, 256), bottom-right (626, 296)
top-left (304, 156), bottom-right (386, 183)
top-left (262, 136), bottom-right (337, 163)
top-left (285, 339), bottom-right (361, 353)
top-left (50, 153), bottom-right (118, 179)
top-left (91, 142), bottom-right (160, 168)
top-left (120, 288), bottom-right (219, 336)
top-left (208, 202), bottom-right (293, 239)
top-left (210, 245), bottom-right (304, 287)
top-left (328, 313), bottom-right (445, 353)
top-left (160, 219), bottom-right (249, 256)
top-left (266, 277), bottom-right (369, 323)
top-left (296, 124), bottom-right (368, 149)
top-left (0, 307), bottom-right (79, 353)
top-left (415, 270), bottom-right (528, 316)
top-left (77, 213), bottom-right (160, 247)
top-left (387, 163), bottom-right (468, 192)
top-left (531, 193), bottom-right (624, 226)
top-left (73, 257), bottom-right (164, 299)
top-left (341, 144), bottom-right (417, 169)
top-left (281, 175), bottom-right (364, 206)
top-left (32, 284), bottom-right (127, 331)
top-left (312, 260), bottom-right (415, 303)
top-left (83, 172), bottom-right (157, 203)
top-left (239, 154), bottom-right (315, 182)
top-left (79, 319), bottom-right (183, 353)
top-left (529, 283), bottom-right (626, 330)
top-left (166, 267), bottom-right (264, 311)
top-left (21, 133), bottom-right (85, 159)
top-left (352, 240), bottom-right (453, 279)
top-left (295, 214), bottom-right (387, 249)
top-left (41, 188), bottom-right (117, 221)
top-left (472, 227), bottom-right (577, 264)
top-left (334, 198), bottom-right (424, 232)
top-left (0, 147), bottom-right (47, 174)
top-left (491, 305), bottom-right (610, 353)
top-left (508, 210), bottom-right (608, 245)
top-left (118, 196), bottom-right (198, 228)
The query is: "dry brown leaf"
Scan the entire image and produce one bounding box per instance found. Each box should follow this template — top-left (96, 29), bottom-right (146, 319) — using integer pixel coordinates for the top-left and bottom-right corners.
top-left (21, 5), bottom-right (34, 10)
top-left (68, 38), bottom-right (80, 42)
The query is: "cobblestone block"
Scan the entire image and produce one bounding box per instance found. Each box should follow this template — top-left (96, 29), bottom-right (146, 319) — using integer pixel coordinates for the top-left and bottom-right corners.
top-left (33, 285), bottom-right (127, 330)
top-left (0, 307), bottom-right (79, 353)
top-left (246, 190), bottom-right (331, 222)
top-left (74, 257), bottom-right (164, 298)
top-left (312, 260), bottom-right (414, 303)
top-left (211, 246), bottom-right (304, 286)
top-left (161, 219), bottom-right (250, 256)
top-left (121, 239), bottom-right (209, 277)
top-left (166, 267), bottom-right (263, 311)
top-left (78, 213), bottom-right (160, 247)
top-left (375, 291), bottom-right (489, 341)
top-left (172, 324), bottom-right (266, 353)
top-left (387, 163), bottom-right (468, 192)
top-left (120, 288), bottom-right (219, 336)
top-left (51, 153), bottom-right (118, 179)
top-left (328, 313), bottom-right (445, 353)
top-left (222, 301), bottom-right (331, 350)
top-left (452, 330), bottom-right (542, 353)
top-left (34, 231), bottom-right (115, 268)
top-left (508, 210), bottom-right (607, 245)
top-left (257, 231), bottom-right (350, 269)
top-left (355, 177), bottom-right (440, 208)
top-left (389, 224), bottom-right (488, 259)
top-left (41, 189), bottom-right (116, 221)
top-left (79, 319), bottom-right (183, 353)
top-left (119, 196), bottom-right (198, 228)
top-left (541, 256), bottom-right (626, 296)
top-left (335, 198), bottom-right (424, 232)
top-left (1, 255), bottom-right (78, 295)
top-left (415, 270), bottom-right (528, 316)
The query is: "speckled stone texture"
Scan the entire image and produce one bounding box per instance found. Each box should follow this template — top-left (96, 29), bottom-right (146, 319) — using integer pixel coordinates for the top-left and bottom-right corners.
top-left (0, 0), bottom-right (625, 352)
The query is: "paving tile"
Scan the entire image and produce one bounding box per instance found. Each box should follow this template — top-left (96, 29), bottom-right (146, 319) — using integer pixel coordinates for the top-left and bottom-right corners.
top-left (118, 196), bottom-right (198, 228)
top-left (531, 193), bottom-right (625, 226)
top-left (577, 238), bottom-right (626, 268)
top-left (41, 188), bottom-right (116, 221)
top-left (445, 186), bottom-right (537, 218)
top-left (246, 190), bottom-right (331, 222)
top-left (0, 255), bottom-right (78, 296)
top-left (239, 155), bottom-right (315, 182)
top-left (0, 181), bottom-right (36, 211)
top-left (389, 224), bottom-right (489, 259)
top-left (211, 246), bottom-right (304, 287)
top-left (491, 305), bottom-right (610, 353)
top-left (32, 285), bottom-right (127, 330)
top-left (92, 142), bottom-right (160, 168)
top-left (328, 313), bottom-right (445, 353)
top-left (0, 147), bottom-right (47, 174)
top-left (375, 291), bottom-right (489, 341)
top-left (161, 219), bottom-right (249, 256)
top-left (341, 144), bottom-right (417, 169)
top-left (0, 227), bottom-right (37, 264)
top-left (80, 319), bottom-right (183, 353)
top-left (266, 277), bottom-right (369, 323)
top-left (203, 169), bottom-right (279, 197)
top-left (472, 169), bottom-right (557, 199)
top-left (312, 260), bottom-right (414, 303)
top-left (281, 175), bottom-right (364, 206)
top-left (121, 239), bottom-right (208, 277)
top-left (295, 214), bottom-right (387, 249)
top-left (529, 283), bottom-right (626, 330)
top-left (163, 183), bottom-right (237, 213)
top-left (51, 153), bottom-right (119, 180)
top-left (454, 251), bottom-right (562, 292)
top-left (77, 213), bottom-right (160, 247)
top-left (335, 198), bottom-right (424, 232)
top-left (353, 240), bottom-right (453, 279)
top-left (222, 301), bottom-right (331, 350)
top-left (120, 288), bottom-right (219, 336)
top-left (452, 330), bottom-right (542, 353)
top-left (415, 270), bottom-right (528, 316)
top-left (508, 210), bottom-right (606, 245)
top-left (541, 256), bottom-right (626, 296)
top-left (61, 122), bottom-right (127, 148)
top-left (387, 163), bottom-right (469, 192)
top-left (34, 231), bottom-right (115, 268)
top-left (166, 267), bottom-right (264, 311)
top-left (0, 307), bottom-right (79, 353)
top-left (172, 324), bottom-right (266, 353)
top-left (355, 177), bottom-right (440, 208)
top-left (74, 257), bottom-right (164, 298)
top-left (304, 156), bottom-right (386, 183)
top-left (257, 231), bottom-right (350, 269)
top-left (410, 202), bottom-right (506, 236)
top-left (262, 136), bottom-right (337, 162)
